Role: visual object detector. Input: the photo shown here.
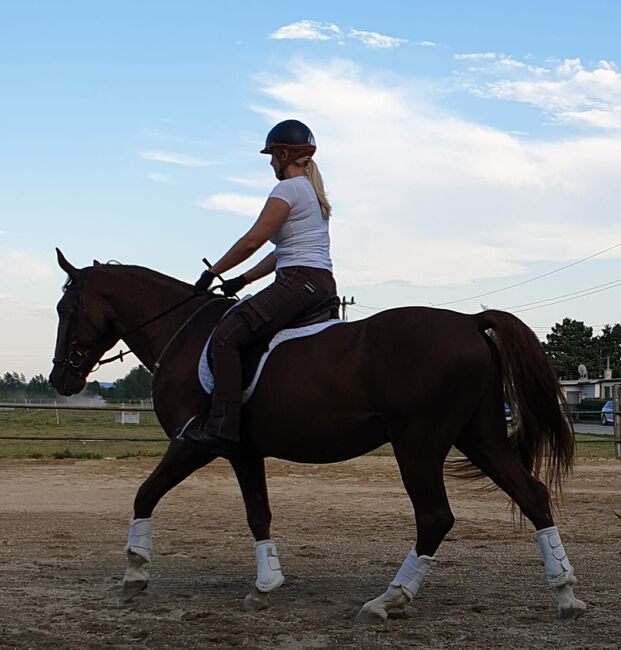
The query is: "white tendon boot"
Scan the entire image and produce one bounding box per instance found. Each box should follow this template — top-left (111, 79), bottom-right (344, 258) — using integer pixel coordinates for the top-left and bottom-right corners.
top-left (536, 526), bottom-right (586, 620)
top-left (243, 539), bottom-right (285, 612)
top-left (356, 549), bottom-right (433, 624)
top-left (254, 539), bottom-right (285, 592)
top-left (123, 517), bottom-right (153, 594)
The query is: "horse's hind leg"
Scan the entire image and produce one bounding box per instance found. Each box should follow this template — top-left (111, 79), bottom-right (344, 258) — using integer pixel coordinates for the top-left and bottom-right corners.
top-left (357, 435), bottom-right (454, 624)
top-left (122, 439), bottom-right (216, 601)
top-left (456, 410), bottom-right (586, 620)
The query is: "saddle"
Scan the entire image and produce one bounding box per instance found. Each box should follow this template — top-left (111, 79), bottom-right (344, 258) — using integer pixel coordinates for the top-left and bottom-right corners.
top-left (204, 295), bottom-right (341, 392)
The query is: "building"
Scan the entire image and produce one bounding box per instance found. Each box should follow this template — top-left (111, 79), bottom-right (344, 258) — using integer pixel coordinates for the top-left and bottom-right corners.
top-left (560, 368), bottom-right (620, 405)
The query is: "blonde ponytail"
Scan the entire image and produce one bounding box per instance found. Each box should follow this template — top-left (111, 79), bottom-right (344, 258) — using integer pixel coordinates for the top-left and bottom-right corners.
top-left (296, 156), bottom-right (332, 220)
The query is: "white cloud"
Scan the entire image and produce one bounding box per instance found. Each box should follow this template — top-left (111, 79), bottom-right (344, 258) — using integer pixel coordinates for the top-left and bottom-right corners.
top-left (459, 56), bottom-right (621, 129)
top-left (197, 193), bottom-right (265, 217)
top-left (0, 295), bottom-right (57, 379)
top-left (139, 150), bottom-right (216, 167)
top-left (496, 57), bottom-right (548, 75)
top-left (560, 107), bottom-right (621, 129)
top-left (348, 29), bottom-right (407, 49)
top-left (253, 60), bottom-right (621, 287)
top-left (225, 174), bottom-right (275, 191)
top-left (269, 21), bottom-right (406, 48)
top-left (414, 40), bottom-right (443, 48)
top-left (455, 52), bottom-right (497, 61)
top-left (269, 20), bottom-right (342, 42)
top-left (0, 251), bottom-right (54, 284)
top-left (145, 172), bottom-right (172, 183)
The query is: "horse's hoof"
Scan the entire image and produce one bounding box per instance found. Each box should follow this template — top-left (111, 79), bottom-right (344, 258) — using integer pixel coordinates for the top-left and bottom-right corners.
top-left (355, 606), bottom-right (387, 625)
top-left (558, 600), bottom-right (586, 620)
top-left (387, 607), bottom-right (408, 620)
top-left (120, 580), bottom-right (148, 603)
top-left (243, 588), bottom-right (272, 612)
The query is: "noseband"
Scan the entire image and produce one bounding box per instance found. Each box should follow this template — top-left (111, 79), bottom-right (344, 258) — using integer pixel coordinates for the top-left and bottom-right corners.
top-left (53, 276), bottom-right (97, 379)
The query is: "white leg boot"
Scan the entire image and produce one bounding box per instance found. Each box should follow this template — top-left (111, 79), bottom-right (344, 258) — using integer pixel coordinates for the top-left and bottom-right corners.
top-left (254, 539), bottom-right (285, 592)
top-left (356, 549), bottom-right (433, 624)
top-left (536, 526), bottom-right (586, 620)
top-left (122, 517), bottom-right (152, 600)
top-left (243, 539), bottom-right (285, 612)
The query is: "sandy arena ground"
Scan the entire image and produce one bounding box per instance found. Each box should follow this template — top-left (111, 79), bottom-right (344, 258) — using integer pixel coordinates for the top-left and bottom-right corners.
top-left (0, 456), bottom-right (619, 649)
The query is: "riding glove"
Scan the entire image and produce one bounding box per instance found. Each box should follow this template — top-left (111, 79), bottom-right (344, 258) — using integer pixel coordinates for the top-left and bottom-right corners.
top-left (220, 274), bottom-right (248, 297)
top-left (194, 270), bottom-right (217, 293)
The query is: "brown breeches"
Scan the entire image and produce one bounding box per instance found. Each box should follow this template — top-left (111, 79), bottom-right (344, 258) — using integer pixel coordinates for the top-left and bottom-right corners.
top-left (207, 266), bottom-right (337, 440)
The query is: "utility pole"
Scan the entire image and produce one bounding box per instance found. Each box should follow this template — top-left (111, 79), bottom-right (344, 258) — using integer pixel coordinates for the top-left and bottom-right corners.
top-left (614, 384), bottom-right (621, 460)
top-left (340, 296), bottom-right (355, 321)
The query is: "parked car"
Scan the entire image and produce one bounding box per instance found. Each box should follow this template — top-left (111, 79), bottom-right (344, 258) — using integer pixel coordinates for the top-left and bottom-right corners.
top-left (601, 400), bottom-right (613, 425)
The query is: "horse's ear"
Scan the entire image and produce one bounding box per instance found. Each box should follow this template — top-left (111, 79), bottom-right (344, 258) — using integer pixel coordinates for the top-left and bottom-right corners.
top-left (93, 259), bottom-right (101, 266)
top-left (56, 248), bottom-right (79, 278)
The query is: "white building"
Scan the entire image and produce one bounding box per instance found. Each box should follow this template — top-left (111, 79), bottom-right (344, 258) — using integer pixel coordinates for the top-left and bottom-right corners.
top-left (560, 368), bottom-right (620, 405)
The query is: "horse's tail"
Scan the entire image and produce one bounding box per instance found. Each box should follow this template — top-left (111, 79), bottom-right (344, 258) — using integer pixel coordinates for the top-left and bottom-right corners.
top-left (476, 309), bottom-right (575, 497)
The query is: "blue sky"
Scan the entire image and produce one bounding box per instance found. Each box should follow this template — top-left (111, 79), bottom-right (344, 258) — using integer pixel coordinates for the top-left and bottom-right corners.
top-left (2, 1), bottom-right (621, 381)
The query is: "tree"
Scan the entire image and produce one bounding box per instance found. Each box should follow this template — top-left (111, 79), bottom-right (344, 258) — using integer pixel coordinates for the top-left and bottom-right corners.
top-left (0, 371), bottom-right (27, 399)
top-left (105, 365), bottom-right (152, 401)
top-left (543, 318), bottom-right (598, 379)
top-left (595, 324), bottom-right (621, 376)
top-left (26, 374), bottom-right (57, 398)
top-left (85, 380), bottom-right (102, 396)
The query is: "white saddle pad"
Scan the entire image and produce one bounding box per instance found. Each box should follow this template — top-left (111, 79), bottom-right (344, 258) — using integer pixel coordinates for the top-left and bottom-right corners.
top-left (198, 318), bottom-right (344, 404)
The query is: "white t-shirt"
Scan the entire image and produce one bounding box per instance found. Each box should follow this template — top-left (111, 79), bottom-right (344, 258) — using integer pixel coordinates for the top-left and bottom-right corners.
top-left (268, 176), bottom-right (332, 272)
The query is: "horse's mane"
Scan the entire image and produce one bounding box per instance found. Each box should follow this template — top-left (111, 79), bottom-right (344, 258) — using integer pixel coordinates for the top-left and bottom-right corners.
top-left (65, 262), bottom-right (194, 293)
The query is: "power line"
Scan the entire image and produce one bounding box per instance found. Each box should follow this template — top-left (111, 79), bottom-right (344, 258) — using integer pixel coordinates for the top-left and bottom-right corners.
top-left (500, 277), bottom-right (621, 311)
top-left (511, 279), bottom-right (621, 314)
top-left (348, 306), bottom-right (370, 317)
top-left (432, 240), bottom-right (621, 307)
top-left (355, 303), bottom-right (382, 311)
top-left (351, 303), bottom-right (382, 313)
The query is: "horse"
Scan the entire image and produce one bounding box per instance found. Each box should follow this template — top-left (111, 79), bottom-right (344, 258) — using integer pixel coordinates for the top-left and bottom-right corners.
top-left (49, 248), bottom-right (586, 623)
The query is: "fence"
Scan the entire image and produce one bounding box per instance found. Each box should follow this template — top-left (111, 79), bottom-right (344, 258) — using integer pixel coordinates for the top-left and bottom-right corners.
top-left (1, 396), bottom-right (620, 459)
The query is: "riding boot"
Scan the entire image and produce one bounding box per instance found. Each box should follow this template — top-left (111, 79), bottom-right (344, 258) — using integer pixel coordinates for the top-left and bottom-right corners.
top-left (179, 398), bottom-right (242, 459)
top-left (179, 340), bottom-right (244, 458)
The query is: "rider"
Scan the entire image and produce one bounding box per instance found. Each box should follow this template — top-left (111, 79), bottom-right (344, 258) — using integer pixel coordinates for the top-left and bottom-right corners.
top-left (181, 119), bottom-right (337, 457)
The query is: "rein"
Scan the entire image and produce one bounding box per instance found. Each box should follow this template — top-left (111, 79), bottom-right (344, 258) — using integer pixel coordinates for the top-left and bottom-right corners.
top-left (97, 292), bottom-right (201, 368)
top-left (54, 276), bottom-right (224, 379)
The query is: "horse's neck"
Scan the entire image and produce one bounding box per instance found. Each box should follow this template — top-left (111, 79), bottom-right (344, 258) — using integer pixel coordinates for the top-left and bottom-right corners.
top-left (105, 268), bottom-right (199, 372)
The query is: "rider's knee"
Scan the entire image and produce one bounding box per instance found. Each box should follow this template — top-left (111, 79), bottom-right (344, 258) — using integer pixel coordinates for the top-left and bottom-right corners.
top-left (212, 312), bottom-right (252, 349)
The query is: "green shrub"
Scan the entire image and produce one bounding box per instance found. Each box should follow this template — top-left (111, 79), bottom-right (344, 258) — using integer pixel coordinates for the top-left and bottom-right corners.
top-left (572, 398), bottom-right (608, 422)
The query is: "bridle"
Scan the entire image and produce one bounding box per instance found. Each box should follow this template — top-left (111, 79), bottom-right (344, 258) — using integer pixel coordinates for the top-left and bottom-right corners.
top-left (53, 274), bottom-right (216, 380)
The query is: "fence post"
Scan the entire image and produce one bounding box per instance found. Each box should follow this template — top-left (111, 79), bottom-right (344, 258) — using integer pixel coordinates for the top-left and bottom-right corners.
top-left (614, 384), bottom-right (621, 460)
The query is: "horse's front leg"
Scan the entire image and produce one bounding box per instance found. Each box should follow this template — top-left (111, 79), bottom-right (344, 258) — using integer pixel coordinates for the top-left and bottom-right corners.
top-left (122, 438), bottom-right (216, 601)
top-left (231, 456), bottom-right (285, 611)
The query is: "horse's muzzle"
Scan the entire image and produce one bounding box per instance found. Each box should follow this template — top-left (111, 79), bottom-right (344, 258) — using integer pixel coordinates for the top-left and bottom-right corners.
top-left (49, 363), bottom-right (86, 396)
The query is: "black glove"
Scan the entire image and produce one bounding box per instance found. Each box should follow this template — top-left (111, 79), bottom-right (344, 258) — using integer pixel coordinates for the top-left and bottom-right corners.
top-left (194, 270), bottom-right (216, 294)
top-left (220, 274), bottom-right (248, 297)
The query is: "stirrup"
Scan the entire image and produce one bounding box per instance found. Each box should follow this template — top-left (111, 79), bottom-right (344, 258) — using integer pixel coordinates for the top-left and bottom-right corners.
top-left (175, 414), bottom-right (201, 440)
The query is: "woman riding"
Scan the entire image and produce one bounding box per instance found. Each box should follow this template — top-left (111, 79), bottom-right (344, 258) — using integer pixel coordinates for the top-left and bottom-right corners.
top-left (180, 119), bottom-right (337, 457)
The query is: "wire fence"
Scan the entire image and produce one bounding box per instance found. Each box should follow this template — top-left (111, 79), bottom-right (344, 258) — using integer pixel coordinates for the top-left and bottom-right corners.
top-left (0, 402), bottom-right (619, 458)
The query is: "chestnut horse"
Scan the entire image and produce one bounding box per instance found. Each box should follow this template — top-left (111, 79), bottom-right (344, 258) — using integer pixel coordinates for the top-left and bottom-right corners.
top-left (49, 249), bottom-right (586, 622)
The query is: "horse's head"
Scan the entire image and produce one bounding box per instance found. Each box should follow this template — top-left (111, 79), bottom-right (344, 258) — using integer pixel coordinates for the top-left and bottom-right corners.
top-left (49, 248), bottom-right (117, 395)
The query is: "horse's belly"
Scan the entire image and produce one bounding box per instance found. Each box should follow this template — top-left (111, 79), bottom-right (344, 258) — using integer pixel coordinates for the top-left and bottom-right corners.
top-left (245, 407), bottom-right (389, 464)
